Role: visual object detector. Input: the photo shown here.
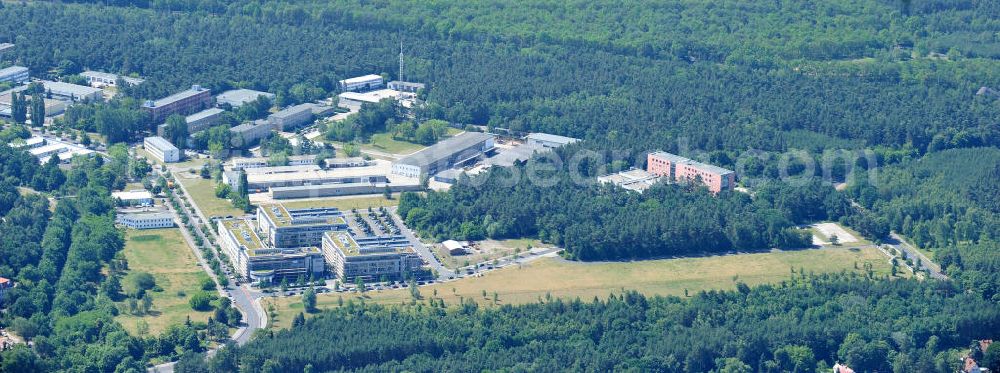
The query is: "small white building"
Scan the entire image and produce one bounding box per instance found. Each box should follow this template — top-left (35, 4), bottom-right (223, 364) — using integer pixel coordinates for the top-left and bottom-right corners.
top-left (113, 190), bottom-right (154, 207)
top-left (0, 66), bottom-right (29, 84)
top-left (526, 133), bottom-right (580, 149)
top-left (116, 212), bottom-right (174, 229)
top-left (144, 136), bottom-right (180, 163)
top-left (442, 240), bottom-right (470, 255)
top-left (80, 71), bottom-right (145, 87)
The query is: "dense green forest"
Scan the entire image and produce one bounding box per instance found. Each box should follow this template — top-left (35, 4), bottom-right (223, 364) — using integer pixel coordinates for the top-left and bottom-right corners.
top-left (193, 274), bottom-right (999, 372)
top-left (0, 134), bottom-right (226, 371)
top-left (0, 0), bottom-right (998, 371)
top-left (0, 0), bottom-right (998, 153)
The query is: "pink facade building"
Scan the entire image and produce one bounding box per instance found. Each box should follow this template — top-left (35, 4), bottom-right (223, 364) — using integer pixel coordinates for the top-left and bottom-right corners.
top-left (647, 151), bottom-right (735, 193)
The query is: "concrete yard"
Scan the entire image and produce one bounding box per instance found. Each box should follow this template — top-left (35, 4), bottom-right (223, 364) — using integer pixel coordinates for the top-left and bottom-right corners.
top-left (810, 222), bottom-right (860, 246)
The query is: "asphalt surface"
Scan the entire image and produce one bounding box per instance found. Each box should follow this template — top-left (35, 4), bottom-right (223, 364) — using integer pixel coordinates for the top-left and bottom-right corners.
top-left (888, 232), bottom-right (948, 280)
top-left (387, 206), bottom-right (455, 279)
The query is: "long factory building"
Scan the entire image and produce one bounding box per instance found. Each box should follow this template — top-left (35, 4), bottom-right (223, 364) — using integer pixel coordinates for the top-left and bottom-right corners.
top-left (391, 132), bottom-right (495, 178)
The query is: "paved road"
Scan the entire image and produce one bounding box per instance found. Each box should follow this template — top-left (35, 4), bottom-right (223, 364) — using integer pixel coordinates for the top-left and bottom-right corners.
top-left (888, 232), bottom-right (947, 280)
top-left (385, 206), bottom-right (454, 279)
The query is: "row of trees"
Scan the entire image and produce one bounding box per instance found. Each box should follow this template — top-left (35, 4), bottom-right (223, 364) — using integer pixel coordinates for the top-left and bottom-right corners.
top-left (192, 273), bottom-right (999, 373)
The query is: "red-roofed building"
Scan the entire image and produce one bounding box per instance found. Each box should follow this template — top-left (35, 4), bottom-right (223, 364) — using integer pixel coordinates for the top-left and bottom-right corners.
top-left (0, 277), bottom-right (12, 301)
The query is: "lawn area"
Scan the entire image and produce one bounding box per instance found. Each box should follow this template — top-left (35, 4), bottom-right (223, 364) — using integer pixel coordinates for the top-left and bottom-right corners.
top-left (433, 238), bottom-right (545, 270)
top-left (363, 133), bottom-right (425, 155)
top-left (173, 174), bottom-right (245, 218)
top-left (115, 228), bottom-right (213, 335)
top-left (270, 246), bottom-right (894, 329)
top-left (282, 195), bottom-right (399, 211)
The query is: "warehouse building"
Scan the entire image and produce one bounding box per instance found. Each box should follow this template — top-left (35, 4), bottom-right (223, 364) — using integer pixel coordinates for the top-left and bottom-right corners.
top-left (80, 71), bottom-right (145, 87)
top-left (321, 230), bottom-right (423, 282)
top-left (598, 168), bottom-right (662, 193)
top-left (324, 157), bottom-right (369, 169)
top-left (116, 212), bottom-right (174, 230)
top-left (143, 85), bottom-right (212, 123)
top-left (647, 151), bottom-right (735, 193)
top-left (217, 219), bottom-right (325, 285)
top-left (268, 103), bottom-right (314, 131)
top-left (38, 80), bottom-right (104, 102)
top-left (391, 132), bottom-right (495, 178)
top-left (113, 190), bottom-right (154, 207)
top-left (230, 119), bottom-right (273, 147)
top-left (256, 204), bottom-right (349, 248)
top-left (0, 66), bottom-right (29, 84)
top-left (7, 136), bottom-right (45, 149)
top-left (143, 136), bottom-right (180, 163)
top-left (240, 166), bottom-right (392, 192)
top-left (338, 74), bottom-right (383, 92)
top-left (216, 89), bottom-right (275, 108)
top-left (269, 179), bottom-right (422, 200)
top-left (526, 133), bottom-right (580, 149)
top-left (156, 107), bottom-right (225, 136)
top-left (230, 154), bottom-right (318, 170)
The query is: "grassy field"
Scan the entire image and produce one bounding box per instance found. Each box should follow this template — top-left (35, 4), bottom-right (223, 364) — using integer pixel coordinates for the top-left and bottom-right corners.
top-left (115, 228), bottom-right (213, 335)
top-left (173, 175), bottom-right (245, 218)
top-left (282, 195), bottom-right (399, 211)
top-left (270, 246), bottom-right (894, 329)
top-left (433, 238), bottom-right (545, 270)
top-left (363, 133), bottom-right (425, 155)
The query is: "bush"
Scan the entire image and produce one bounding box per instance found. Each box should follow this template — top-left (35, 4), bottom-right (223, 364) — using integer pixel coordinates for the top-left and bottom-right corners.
top-left (122, 271), bottom-right (157, 297)
top-left (200, 277), bottom-right (216, 291)
top-left (189, 291), bottom-right (215, 311)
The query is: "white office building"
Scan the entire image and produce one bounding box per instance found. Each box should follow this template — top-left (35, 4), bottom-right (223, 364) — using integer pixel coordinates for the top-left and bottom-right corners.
top-left (338, 74), bottom-right (383, 92)
top-left (116, 212), bottom-right (174, 230)
top-left (113, 190), bottom-right (154, 206)
top-left (80, 71), bottom-right (145, 87)
top-left (144, 136), bottom-right (180, 163)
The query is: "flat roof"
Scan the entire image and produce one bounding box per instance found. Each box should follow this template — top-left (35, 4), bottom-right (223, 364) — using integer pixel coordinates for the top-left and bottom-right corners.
top-left (144, 136), bottom-right (178, 151)
top-left (120, 212), bottom-right (172, 220)
top-left (247, 165), bottom-right (388, 184)
top-left (29, 143), bottom-right (67, 155)
top-left (146, 86), bottom-right (208, 108)
top-left (0, 43), bottom-right (13, 52)
top-left (259, 203), bottom-right (346, 228)
top-left (216, 89), bottom-right (274, 105)
top-left (0, 65), bottom-right (28, 76)
top-left (649, 151), bottom-right (734, 175)
top-left (186, 108), bottom-right (224, 122)
top-left (388, 81), bottom-right (425, 88)
top-left (221, 219), bottom-right (264, 251)
top-left (39, 80), bottom-right (102, 97)
top-left (231, 120), bottom-right (269, 132)
top-left (324, 231), bottom-right (414, 257)
top-left (270, 103), bottom-right (313, 119)
top-left (242, 164), bottom-right (322, 175)
top-left (338, 89), bottom-right (402, 104)
top-left (339, 74), bottom-right (383, 85)
top-left (81, 71), bottom-right (145, 84)
top-left (113, 190), bottom-right (153, 200)
top-left (527, 132), bottom-right (580, 145)
top-left (396, 132), bottom-right (495, 168)
top-left (486, 143), bottom-right (545, 167)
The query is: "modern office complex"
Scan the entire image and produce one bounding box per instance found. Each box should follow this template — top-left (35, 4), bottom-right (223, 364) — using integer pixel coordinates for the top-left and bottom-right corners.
top-left (338, 74), bottom-right (383, 92)
top-left (217, 219), bottom-right (325, 284)
top-left (526, 133), bottom-right (580, 149)
top-left (230, 154), bottom-right (318, 170)
top-left (116, 212), bottom-right (174, 229)
top-left (391, 132), bottom-right (495, 178)
top-left (269, 180), bottom-right (421, 200)
top-left (647, 151), bottom-right (735, 193)
top-left (240, 166), bottom-right (391, 192)
top-left (80, 71), bottom-right (145, 87)
top-left (143, 85), bottom-right (212, 123)
top-left (216, 89), bottom-right (275, 108)
top-left (113, 190), bottom-right (154, 206)
top-left (0, 66), bottom-right (29, 84)
top-left (321, 230), bottom-right (423, 282)
top-left (267, 103), bottom-right (314, 131)
top-left (144, 136), bottom-right (180, 163)
top-left (256, 204), bottom-right (349, 248)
